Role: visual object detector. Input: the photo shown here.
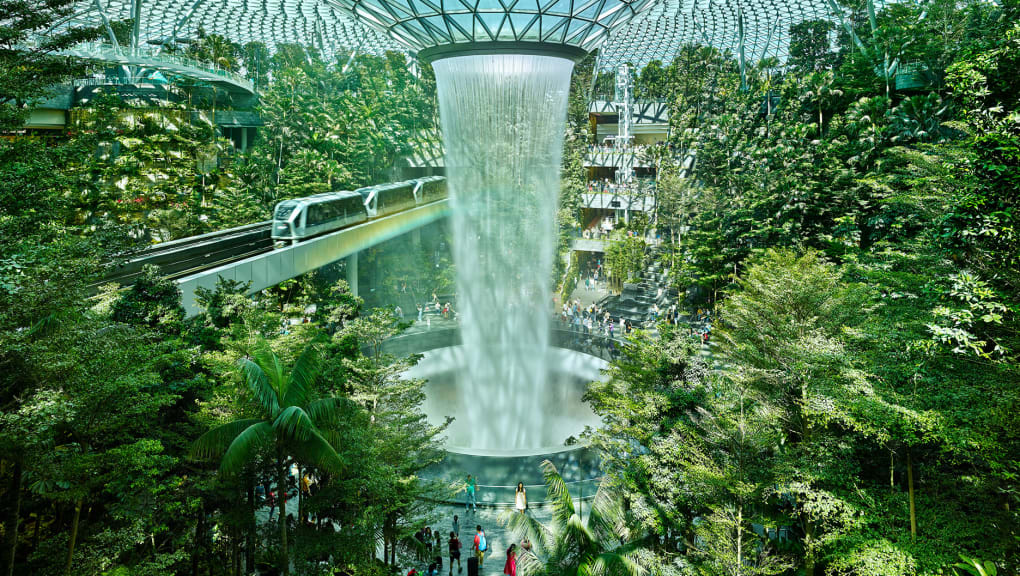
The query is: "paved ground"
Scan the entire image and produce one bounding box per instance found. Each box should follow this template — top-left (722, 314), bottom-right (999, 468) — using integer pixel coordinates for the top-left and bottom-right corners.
top-left (565, 277), bottom-right (610, 308)
top-left (420, 501), bottom-right (590, 576)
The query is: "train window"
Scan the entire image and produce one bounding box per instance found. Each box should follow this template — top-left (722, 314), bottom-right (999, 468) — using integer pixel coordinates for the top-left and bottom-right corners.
top-left (343, 196), bottom-right (363, 215)
top-left (307, 204), bottom-right (322, 226)
top-left (380, 185), bottom-right (415, 212)
top-left (275, 205), bottom-right (295, 220)
top-left (327, 199), bottom-right (342, 220)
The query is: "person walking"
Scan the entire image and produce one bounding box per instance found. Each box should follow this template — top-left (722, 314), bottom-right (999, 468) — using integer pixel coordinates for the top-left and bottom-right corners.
top-left (465, 475), bottom-right (477, 512)
top-left (503, 544), bottom-right (517, 576)
top-left (448, 532), bottom-right (462, 574)
top-left (452, 514), bottom-right (459, 536)
top-left (514, 483), bottom-right (527, 514)
top-left (473, 525), bottom-right (487, 567)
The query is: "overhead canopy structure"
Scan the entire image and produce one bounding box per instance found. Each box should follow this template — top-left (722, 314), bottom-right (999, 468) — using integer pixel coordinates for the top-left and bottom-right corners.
top-left (57, 0), bottom-right (866, 71)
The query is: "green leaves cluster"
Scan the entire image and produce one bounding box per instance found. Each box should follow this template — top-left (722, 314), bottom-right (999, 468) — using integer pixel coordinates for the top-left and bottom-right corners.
top-left (590, 2), bottom-right (1020, 575)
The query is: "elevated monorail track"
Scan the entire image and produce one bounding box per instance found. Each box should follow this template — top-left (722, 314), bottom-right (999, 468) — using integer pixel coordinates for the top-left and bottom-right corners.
top-left (91, 221), bottom-right (274, 291)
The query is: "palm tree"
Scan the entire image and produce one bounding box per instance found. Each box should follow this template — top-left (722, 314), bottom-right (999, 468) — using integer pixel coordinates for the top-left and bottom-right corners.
top-left (191, 339), bottom-right (345, 576)
top-left (499, 460), bottom-right (653, 576)
top-left (803, 71), bottom-right (843, 139)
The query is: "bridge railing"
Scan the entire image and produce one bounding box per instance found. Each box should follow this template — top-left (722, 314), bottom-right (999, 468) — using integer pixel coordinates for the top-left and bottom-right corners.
top-left (65, 42), bottom-right (254, 93)
top-left (446, 476), bottom-right (605, 508)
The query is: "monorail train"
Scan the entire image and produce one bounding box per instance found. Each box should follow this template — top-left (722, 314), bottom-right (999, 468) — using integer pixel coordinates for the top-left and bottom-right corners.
top-left (272, 176), bottom-right (446, 244)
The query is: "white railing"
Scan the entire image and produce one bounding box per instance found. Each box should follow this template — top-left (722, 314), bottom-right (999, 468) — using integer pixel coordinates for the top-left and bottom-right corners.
top-left (65, 42), bottom-right (254, 93)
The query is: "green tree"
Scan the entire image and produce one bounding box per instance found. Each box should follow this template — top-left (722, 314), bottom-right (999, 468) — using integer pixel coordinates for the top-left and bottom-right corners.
top-left (718, 249), bottom-right (868, 576)
top-left (499, 460), bottom-right (654, 576)
top-left (0, 0), bottom-right (100, 130)
top-left (111, 265), bottom-right (186, 332)
top-left (191, 339), bottom-right (345, 576)
top-left (788, 20), bottom-right (836, 74)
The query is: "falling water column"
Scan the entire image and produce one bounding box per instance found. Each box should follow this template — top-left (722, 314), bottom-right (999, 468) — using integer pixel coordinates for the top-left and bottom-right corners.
top-left (432, 54), bottom-right (574, 452)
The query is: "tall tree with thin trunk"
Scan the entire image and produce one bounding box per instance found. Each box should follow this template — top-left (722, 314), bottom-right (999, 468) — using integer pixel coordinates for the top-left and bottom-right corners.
top-left (192, 338), bottom-right (347, 576)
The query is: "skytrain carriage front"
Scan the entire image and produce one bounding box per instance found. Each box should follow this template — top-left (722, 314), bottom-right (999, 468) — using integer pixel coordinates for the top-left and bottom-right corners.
top-left (272, 191), bottom-right (368, 245)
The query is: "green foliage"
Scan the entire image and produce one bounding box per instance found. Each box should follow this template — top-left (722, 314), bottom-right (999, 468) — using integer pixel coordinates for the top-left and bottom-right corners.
top-left (499, 460), bottom-right (655, 576)
top-left (788, 20), bottom-right (837, 74)
top-left (954, 555), bottom-right (998, 576)
top-left (598, 10), bottom-right (1020, 573)
top-left (0, 0), bottom-right (101, 130)
top-left (606, 234), bottom-right (647, 287)
top-left (111, 265), bottom-right (186, 332)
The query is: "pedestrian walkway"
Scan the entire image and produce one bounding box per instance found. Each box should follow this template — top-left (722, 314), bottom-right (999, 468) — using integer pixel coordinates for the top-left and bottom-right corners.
top-left (423, 500), bottom-right (589, 576)
top-left (566, 276), bottom-right (610, 308)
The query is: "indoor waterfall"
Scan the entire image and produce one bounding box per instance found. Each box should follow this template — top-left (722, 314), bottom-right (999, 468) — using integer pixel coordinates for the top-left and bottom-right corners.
top-left (433, 53), bottom-right (574, 451)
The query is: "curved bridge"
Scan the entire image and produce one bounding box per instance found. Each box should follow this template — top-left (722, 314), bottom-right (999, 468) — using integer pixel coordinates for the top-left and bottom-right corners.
top-left (64, 43), bottom-right (255, 95)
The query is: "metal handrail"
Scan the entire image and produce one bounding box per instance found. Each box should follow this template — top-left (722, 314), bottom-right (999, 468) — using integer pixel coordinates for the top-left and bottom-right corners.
top-left (63, 42), bottom-right (254, 92)
top-left (466, 476), bottom-right (603, 491)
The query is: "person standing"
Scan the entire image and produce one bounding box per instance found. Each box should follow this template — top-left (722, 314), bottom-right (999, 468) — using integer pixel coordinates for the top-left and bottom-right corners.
top-left (448, 532), bottom-right (462, 574)
top-left (452, 514), bottom-right (460, 536)
top-left (514, 483), bottom-right (527, 514)
top-left (473, 525), bottom-right (487, 566)
top-left (465, 475), bottom-right (477, 512)
top-left (415, 527), bottom-right (427, 560)
top-left (503, 544), bottom-right (517, 576)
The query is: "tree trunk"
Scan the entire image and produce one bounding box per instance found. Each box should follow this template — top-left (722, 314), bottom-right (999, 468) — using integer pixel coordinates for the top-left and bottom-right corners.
top-left (803, 513), bottom-right (815, 576)
top-left (232, 487), bottom-right (241, 576)
top-left (296, 467), bottom-right (303, 527)
top-left (193, 502), bottom-right (204, 576)
top-left (64, 497), bottom-right (84, 576)
top-left (907, 449), bottom-right (917, 541)
top-left (278, 452), bottom-right (289, 576)
top-left (31, 512), bottom-right (41, 553)
top-left (890, 450), bottom-right (895, 491)
top-left (2, 458), bottom-right (23, 576)
top-left (736, 504), bottom-right (743, 576)
top-left (246, 478), bottom-right (255, 574)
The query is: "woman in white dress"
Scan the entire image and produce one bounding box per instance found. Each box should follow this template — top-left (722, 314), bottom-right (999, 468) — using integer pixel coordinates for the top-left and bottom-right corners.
top-left (514, 483), bottom-right (527, 514)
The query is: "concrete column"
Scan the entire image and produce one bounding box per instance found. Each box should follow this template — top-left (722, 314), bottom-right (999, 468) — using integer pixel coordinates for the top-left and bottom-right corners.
top-left (346, 252), bottom-right (358, 297)
top-left (241, 127), bottom-right (248, 153)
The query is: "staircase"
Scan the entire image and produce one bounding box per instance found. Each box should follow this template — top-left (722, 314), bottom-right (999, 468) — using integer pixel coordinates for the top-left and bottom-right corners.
top-left (601, 246), bottom-right (679, 328)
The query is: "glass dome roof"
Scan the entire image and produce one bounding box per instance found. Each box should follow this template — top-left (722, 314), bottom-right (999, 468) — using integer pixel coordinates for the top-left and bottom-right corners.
top-left (57, 0), bottom-right (866, 69)
top-left (325, 0), bottom-right (654, 55)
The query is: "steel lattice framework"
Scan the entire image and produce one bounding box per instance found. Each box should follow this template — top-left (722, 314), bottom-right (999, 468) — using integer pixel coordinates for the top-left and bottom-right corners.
top-left (60, 0), bottom-right (857, 69)
top-left (599, 0), bottom-right (838, 68)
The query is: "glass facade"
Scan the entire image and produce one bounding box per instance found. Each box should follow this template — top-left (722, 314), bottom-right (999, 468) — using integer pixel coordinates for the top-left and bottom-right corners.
top-left (60, 0), bottom-right (865, 69)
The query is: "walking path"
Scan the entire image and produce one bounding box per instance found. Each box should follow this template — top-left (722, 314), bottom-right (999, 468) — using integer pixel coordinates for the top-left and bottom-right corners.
top-left (420, 501), bottom-right (590, 576)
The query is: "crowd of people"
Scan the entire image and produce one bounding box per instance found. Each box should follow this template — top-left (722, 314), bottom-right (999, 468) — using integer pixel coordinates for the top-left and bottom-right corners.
top-left (560, 298), bottom-right (635, 340)
top-left (586, 143), bottom-right (656, 156)
top-left (580, 217), bottom-right (612, 240)
top-left (408, 476), bottom-right (532, 576)
top-left (585, 178), bottom-right (654, 196)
